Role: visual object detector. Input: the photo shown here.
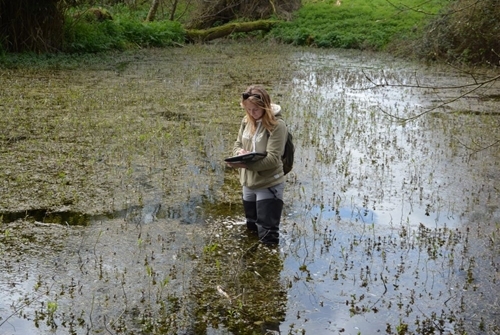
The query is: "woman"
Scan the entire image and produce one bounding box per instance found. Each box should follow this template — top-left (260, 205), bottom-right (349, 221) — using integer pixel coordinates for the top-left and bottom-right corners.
top-left (226, 85), bottom-right (288, 244)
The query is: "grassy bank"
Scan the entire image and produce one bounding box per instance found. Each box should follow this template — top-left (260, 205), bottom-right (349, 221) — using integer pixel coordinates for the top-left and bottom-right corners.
top-left (15, 0), bottom-right (448, 55)
top-left (269, 0), bottom-right (448, 50)
top-left (2, 0), bottom-right (497, 66)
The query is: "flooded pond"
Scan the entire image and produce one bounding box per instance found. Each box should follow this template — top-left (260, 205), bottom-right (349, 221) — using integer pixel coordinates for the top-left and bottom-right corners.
top-left (1, 43), bottom-right (499, 335)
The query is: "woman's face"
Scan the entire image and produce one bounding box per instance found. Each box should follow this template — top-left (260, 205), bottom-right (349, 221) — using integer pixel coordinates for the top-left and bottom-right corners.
top-left (244, 101), bottom-right (265, 120)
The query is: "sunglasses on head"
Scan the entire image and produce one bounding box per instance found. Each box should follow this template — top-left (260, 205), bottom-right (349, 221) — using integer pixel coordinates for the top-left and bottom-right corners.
top-left (242, 92), bottom-right (262, 100)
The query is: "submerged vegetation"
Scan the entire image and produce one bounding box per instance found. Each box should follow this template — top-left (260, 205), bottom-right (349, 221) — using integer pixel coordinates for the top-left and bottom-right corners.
top-left (1, 43), bottom-right (499, 334)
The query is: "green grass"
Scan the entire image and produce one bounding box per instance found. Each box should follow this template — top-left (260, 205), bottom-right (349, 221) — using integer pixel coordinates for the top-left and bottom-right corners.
top-left (270, 0), bottom-right (449, 50)
top-left (64, 17), bottom-right (126, 53)
top-left (63, 5), bottom-right (185, 53)
top-left (61, 0), bottom-right (449, 53)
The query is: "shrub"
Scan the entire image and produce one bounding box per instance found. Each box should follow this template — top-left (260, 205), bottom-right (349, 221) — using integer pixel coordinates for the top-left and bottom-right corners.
top-left (64, 15), bottom-right (126, 53)
top-left (63, 6), bottom-right (185, 53)
top-left (118, 20), bottom-right (185, 48)
top-left (419, 0), bottom-right (500, 65)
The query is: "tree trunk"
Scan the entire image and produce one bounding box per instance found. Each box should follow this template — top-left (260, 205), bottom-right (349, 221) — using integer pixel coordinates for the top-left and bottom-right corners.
top-left (169, 0), bottom-right (179, 21)
top-left (187, 0), bottom-right (300, 29)
top-left (145, 0), bottom-right (161, 22)
top-left (186, 20), bottom-right (278, 42)
top-left (0, 0), bottom-right (64, 53)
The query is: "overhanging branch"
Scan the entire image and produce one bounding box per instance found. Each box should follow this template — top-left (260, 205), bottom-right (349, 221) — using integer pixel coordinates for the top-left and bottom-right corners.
top-left (362, 70), bottom-right (500, 121)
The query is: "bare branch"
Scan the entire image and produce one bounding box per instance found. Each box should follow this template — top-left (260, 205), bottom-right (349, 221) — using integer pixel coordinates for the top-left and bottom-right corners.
top-left (361, 68), bottom-right (500, 120)
top-left (376, 81), bottom-right (491, 121)
top-left (385, 0), bottom-right (483, 16)
top-left (362, 69), bottom-right (500, 90)
top-left (453, 135), bottom-right (500, 161)
top-left (384, 0), bottom-right (441, 16)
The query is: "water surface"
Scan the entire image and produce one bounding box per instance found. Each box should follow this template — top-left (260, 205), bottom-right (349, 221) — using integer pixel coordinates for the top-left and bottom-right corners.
top-left (0, 44), bottom-right (499, 335)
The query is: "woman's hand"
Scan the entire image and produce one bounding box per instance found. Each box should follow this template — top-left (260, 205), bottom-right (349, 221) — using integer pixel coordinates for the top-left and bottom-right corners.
top-left (238, 149), bottom-right (250, 155)
top-left (226, 162), bottom-right (247, 169)
top-left (226, 149), bottom-right (249, 168)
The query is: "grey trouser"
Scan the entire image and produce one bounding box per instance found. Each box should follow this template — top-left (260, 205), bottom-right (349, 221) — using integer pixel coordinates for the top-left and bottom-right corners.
top-left (242, 182), bottom-right (285, 202)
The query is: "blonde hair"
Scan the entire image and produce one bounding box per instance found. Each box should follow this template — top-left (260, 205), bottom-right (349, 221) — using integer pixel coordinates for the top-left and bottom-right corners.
top-left (241, 85), bottom-right (278, 134)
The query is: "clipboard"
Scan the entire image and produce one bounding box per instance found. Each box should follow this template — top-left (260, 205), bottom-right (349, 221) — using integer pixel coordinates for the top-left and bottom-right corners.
top-left (224, 152), bottom-right (267, 163)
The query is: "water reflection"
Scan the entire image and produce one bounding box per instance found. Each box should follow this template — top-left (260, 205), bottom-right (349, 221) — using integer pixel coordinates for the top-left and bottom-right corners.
top-left (299, 204), bottom-right (377, 224)
top-left (0, 200), bottom-right (207, 226)
top-left (189, 222), bottom-right (287, 335)
top-left (278, 49), bottom-right (499, 334)
top-left (0, 209), bottom-right (91, 225)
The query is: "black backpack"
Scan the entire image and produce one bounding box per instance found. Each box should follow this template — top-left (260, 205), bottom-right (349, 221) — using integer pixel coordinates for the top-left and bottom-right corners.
top-left (282, 130), bottom-right (295, 175)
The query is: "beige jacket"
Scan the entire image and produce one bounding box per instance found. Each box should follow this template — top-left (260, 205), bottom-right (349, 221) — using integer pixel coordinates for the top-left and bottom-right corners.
top-left (232, 104), bottom-right (287, 189)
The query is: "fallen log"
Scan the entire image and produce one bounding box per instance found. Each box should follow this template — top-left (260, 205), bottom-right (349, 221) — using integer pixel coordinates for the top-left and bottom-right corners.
top-left (185, 20), bottom-right (279, 42)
